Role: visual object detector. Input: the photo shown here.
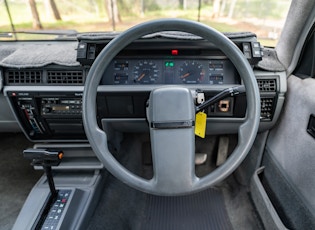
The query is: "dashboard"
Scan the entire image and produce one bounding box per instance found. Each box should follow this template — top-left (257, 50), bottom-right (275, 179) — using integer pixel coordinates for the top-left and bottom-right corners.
top-left (0, 33), bottom-right (286, 142)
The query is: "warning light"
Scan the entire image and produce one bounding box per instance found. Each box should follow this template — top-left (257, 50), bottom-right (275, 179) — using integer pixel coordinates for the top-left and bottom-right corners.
top-left (12, 92), bottom-right (16, 96)
top-left (165, 61), bottom-right (174, 67)
top-left (171, 49), bottom-right (178, 55)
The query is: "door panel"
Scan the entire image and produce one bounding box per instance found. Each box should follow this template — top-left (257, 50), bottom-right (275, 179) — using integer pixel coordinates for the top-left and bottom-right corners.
top-left (262, 75), bottom-right (315, 229)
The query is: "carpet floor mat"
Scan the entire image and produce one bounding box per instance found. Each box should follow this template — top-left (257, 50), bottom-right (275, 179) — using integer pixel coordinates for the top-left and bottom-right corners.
top-left (87, 134), bottom-right (261, 230)
top-left (140, 188), bottom-right (233, 230)
top-left (0, 133), bottom-right (42, 230)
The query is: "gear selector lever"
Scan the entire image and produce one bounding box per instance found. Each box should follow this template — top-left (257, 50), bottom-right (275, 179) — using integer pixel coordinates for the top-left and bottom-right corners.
top-left (23, 149), bottom-right (63, 198)
top-left (23, 149), bottom-right (65, 229)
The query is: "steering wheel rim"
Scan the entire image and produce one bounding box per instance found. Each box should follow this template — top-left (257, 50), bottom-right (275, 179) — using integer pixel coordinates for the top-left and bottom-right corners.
top-left (83, 18), bottom-right (260, 196)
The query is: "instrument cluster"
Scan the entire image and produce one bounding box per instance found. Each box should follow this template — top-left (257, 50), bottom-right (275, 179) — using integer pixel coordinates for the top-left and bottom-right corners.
top-left (101, 58), bottom-right (239, 85)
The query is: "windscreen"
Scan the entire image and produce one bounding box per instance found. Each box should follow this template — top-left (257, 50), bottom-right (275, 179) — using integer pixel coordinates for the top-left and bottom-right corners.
top-left (0, 0), bottom-right (291, 46)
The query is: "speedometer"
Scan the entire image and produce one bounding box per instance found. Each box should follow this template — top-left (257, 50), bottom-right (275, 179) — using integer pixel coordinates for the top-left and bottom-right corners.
top-left (133, 60), bottom-right (159, 84)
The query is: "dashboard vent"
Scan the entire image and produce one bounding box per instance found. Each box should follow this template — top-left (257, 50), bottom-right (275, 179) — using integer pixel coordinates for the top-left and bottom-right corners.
top-left (261, 97), bottom-right (274, 121)
top-left (257, 79), bottom-right (276, 92)
top-left (47, 70), bottom-right (84, 85)
top-left (6, 70), bottom-right (42, 84)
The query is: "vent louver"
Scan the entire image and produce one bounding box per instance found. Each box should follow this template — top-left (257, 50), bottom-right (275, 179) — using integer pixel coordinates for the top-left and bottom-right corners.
top-left (261, 98), bottom-right (274, 121)
top-left (7, 70), bottom-right (42, 84)
top-left (47, 70), bottom-right (84, 85)
top-left (257, 79), bottom-right (276, 92)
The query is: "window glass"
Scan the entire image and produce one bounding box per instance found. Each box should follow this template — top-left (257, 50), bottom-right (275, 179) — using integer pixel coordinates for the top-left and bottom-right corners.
top-left (0, 0), bottom-right (291, 46)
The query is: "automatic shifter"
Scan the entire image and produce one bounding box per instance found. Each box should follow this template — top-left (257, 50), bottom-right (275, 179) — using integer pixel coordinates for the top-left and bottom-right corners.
top-left (23, 149), bottom-right (63, 198)
top-left (23, 149), bottom-right (66, 230)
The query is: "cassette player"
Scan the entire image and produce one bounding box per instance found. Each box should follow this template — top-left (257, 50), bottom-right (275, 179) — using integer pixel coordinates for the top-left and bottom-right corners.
top-left (41, 98), bottom-right (82, 117)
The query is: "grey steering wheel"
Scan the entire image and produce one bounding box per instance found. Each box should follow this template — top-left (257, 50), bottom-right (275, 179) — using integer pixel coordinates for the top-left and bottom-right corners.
top-left (83, 19), bottom-right (260, 196)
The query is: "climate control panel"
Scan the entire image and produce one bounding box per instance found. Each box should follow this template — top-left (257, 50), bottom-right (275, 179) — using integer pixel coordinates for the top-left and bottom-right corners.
top-left (7, 91), bottom-right (85, 141)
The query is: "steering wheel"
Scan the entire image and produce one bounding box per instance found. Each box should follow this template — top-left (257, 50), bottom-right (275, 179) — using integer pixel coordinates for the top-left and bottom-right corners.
top-left (83, 19), bottom-right (260, 196)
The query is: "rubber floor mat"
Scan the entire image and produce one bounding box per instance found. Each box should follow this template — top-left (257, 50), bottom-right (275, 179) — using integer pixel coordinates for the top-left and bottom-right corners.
top-left (140, 188), bottom-right (233, 230)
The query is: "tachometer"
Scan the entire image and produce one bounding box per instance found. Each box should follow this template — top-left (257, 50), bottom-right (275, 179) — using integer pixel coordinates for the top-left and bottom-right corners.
top-left (133, 60), bottom-right (159, 84)
top-left (179, 61), bottom-right (204, 84)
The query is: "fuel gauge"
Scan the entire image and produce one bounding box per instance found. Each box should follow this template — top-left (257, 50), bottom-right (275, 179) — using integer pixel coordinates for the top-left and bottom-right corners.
top-left (113, 60), bottom-right (129, 84)
top-left (114, 73), bottom-right (129, 84)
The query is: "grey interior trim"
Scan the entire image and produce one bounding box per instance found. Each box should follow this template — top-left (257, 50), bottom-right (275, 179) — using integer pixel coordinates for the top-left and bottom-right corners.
top-left (0, 41), bottom-right (79, 68)
top-left (287, 4), bottom-right (315, 75)
top-left (3, 86), bottom-right (84, 95)
top-left (266, 75), bottom-right (315, 212)
top-left (235, 131), bottom-right (269, 186)
top-left (257, 48), bottom-right (285, 72)
top-left (0, 68), bottom-right (3, 91)
top-left (0, 94), bottom-right (20, 132)
top-left (12, 182), bottom-right (50, 230)
top-left (276, 0), bottom-right (315, 75)
top-left (33, 143), bottom-right (103, 171)
top-left (250, 167), bottom-right (289, 230)
top-left (255, 70), bottom-right (287, 132)
top-left (262, 149), bottom-right (315, 229)
top-left (13, 170), bottom-right (105, 230)
top-left (96, 84), bottom-right (241, 93)
top-left (102, 117), bottom-right (246, 134)
top-left (77, 31), bottom-right (257, 41)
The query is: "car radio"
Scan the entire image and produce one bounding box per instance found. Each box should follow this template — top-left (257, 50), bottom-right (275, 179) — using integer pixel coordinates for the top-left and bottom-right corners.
top-left (41, 98), bottom-right (82, 116)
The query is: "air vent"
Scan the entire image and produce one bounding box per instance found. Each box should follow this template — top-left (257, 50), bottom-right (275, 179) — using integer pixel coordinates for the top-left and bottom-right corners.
top-left (6, 70), bottom-right (42, 84)
top-left (261, 98), bottom-right (274, 121)
top-left (47, 70), bottom-right (84, 85)
top-left (257, 79), bottom-right (276, 92)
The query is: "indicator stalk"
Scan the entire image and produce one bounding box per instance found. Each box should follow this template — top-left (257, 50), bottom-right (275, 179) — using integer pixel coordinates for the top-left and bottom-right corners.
top-left (196, 85), bottom-right (245, 112)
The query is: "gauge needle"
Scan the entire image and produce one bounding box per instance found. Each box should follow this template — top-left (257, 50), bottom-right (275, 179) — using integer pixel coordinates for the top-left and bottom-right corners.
top-left (180, 72), bottom-right (190, 79)
top-left (137, 73), bottom-right (145, 81)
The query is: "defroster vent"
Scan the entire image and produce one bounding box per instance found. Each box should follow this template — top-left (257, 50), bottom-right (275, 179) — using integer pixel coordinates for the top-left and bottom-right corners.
top-left (6, 70), bottom-right (42, 84)
top-left (47, 70), bottom-right (84, 85)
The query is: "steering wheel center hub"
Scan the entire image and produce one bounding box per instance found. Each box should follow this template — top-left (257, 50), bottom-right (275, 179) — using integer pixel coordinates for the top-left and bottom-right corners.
top-left (147, 87), bottom-right (196, 193)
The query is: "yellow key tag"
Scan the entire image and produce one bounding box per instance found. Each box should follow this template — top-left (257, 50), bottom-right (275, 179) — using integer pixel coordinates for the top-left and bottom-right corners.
top-left (195, 111), bottom-right (207, 138)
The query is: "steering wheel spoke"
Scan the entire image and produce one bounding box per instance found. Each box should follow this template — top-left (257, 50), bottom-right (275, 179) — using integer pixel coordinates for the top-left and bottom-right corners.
top-left (149, 129), bottom-right (197, 194)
